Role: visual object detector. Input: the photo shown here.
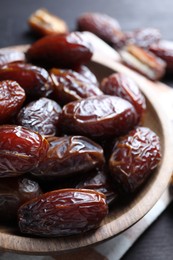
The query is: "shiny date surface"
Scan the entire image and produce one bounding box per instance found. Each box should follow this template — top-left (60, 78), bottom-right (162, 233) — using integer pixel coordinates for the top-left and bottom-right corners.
top-left (18, 188), bottom-right (108, 237)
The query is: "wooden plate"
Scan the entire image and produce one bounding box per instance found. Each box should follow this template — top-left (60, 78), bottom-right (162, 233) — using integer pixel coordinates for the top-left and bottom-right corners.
top-left (0, 45), bottom-right (173, 255)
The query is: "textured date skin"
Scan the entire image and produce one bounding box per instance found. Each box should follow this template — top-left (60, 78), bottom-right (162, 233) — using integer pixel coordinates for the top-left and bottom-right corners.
top-left (0, 62), bottom-right (53, 100)
top-left (77, 12), bottom-right (125, 48)
top-left (17, 97), bottom-right (62, 137)
top-left (26, 32), bottom-right (93, 68)
top-left (0, 80), bottom-right (25, 123)
top-left (0, 50), bottom-right (25, 66)
top-left (50, 68), bottom-right (103, 105)
top-left (60, 95), bottom-right (139, 138)
top-left (76, 168), bottom-right (118, 205)
top-left (18, 188), bottom-right (108, 237)
top-left (109, 127), bottom-right (161, 193)
top-left (32, 136), bottom-right (105, 178)
top-left (100, 73), bottom-right (146, 118)
top-left (125, 28), bottom-right (161, 49)
top-left (74, 65), bottom-right (99, 86)
top-left (0, 125), bottom-right (49, 177)
top-left (0, 177), bottom-right (42, 223)
top-left (149, 40), bottom-right (173, 73)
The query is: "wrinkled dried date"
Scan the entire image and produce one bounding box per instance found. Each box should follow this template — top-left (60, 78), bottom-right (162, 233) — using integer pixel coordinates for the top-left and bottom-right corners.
top-left (149, 40), bottom-right (173, 73)
top-left (0, 80), bottom-right (25, 123)
top-left (50, 68), bottom-right (103, 105)
top-left (32, 136), bottom-right (105, 178)
top-left (17, 97), bottom-right (62, 137)
top-left (0, 125), bottom-right (49, 177)
top-left (77, 12), bottom-right (126, 48)
top-left (125, 28), bottom-right (161, 49)
top-left (109, 127), bottom-right (161, 193)
top-left (76, 168), bottom-right (118, 205)
top-left (0, 49), bottom-right (25, 66)
top-left (0, 177), bottom-right (42, 223)
top-left (60, 95), bottom-right (139, 138)
top-left (100, 72), bottom-right (146, 119)
top-left (26, 32), bottom-right (93, 68)
top-left (74, 65), bottom-right (99, 86)
top-left (18, 188), bottom-right (108, 237)
top-left (0, 62), bottom-right (53, 100)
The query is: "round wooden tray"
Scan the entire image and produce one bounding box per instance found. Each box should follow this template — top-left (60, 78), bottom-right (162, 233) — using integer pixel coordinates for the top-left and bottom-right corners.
top-left (0, 44), bottom-right (173, 255)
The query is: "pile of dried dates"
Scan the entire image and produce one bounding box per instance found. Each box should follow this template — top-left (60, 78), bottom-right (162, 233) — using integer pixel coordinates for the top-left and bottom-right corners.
top-left (0, 9), bottom-right (163, 237)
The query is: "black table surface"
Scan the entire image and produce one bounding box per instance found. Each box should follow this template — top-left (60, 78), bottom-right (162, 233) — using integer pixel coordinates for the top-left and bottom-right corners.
top-left (1, 0), bottom-right (173, 259)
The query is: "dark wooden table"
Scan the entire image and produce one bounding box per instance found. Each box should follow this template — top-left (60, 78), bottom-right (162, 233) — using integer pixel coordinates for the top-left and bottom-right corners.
top-left (1, 0), bottom-right (173, 259)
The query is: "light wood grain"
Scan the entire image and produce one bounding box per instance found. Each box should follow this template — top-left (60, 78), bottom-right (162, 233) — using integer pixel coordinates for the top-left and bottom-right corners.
top-left (0, 42), bottom-right (173, 255)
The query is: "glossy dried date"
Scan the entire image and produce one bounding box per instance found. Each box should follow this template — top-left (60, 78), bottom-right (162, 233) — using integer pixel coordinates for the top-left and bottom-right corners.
top-left (74, 65), bottom-right (99, 86)
top-left (26, 32), bottom-right (93, 68)
top-left (100, 73), bottom-right (146, 118)
top-left (0, 177), bottom-right (42, 223)
top-left (60, 95), bottom-right (139, 138)
top-left (17, 97), bottom-right (62, 137)
top-left (32, 136), bottom-right (105, 178)
top-left (76, 168), bottom-right (118, 205)
top-left (0, 62), bottom-right (53, 100)
top-left (18, 188), bottom-right (108, 237)
top-left (50, 68), bottom-right (103, 105)
top-left (0, 125), bottom-right (49, 177)
top-left (109, 127), bottom-right (161, 193)
top-left (28, 8), bottom-right (69, 36)
top-left (0, 80), bottom-right (25, 123)
top-left (77, 12), bottom-right (125, 48)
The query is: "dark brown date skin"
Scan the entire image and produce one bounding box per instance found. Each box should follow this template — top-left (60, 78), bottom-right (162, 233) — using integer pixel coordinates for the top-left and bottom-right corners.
top-left (17, 97), bottom-right (62, 137)
top-left (0, 177), bottom-right (42, 223)
top-left (26, 32), bottom-right (93, 68)
top-left (0, 80), bottom-right (25, 123)
top-left (77, 12), bottom-right (126, 48)
top-left (18, 188), bottom-right (108, 237)
top-left (100, 73), bottom-right (146, 119)
top-left (74, 65), bottom-right (99, 86)
top-left (76, 168), bottom-right (118, 205)
top-left (0, 50), bottom-right (25, 66)
top-left (31, 136), bottom-right (105, 178)
top-left (0, 62), bottom-right (53, 100)
top-left (149, 40), bottom-right (173, 73)
top-left (125, 28), bottom-right (161, 49)
top-left (60, 95), bottom-right (139, 139)
top-left (109, 127), bottom-right (161, 193)
top-left (50, 68), bottom-right (103, 105)
top-left (0, 125), bottom-right (49, 177)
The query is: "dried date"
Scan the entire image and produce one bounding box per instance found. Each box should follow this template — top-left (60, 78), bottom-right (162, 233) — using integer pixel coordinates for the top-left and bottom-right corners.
top-left (125, 28), bottom-right (161, 49)
top-left (76, 168), bottom-right (118, 205)
top-left (0, 49), bottom-right (25, 66)
top-left (0, 177), bottom-right (42, 223)
top-left (31, 136), bottom-right (105, 178)
top-left (26, 32), bottom-right (93, 68)
top-left (0, 125), bottom-right (49, 177)
top-left (50, 68), bottom-right (103, 105)
top-left (0, 80), bottom-right (25, 123)
top-left (74, 65), bottom-right (99, 86)
top-left (18, 188), bottom-right (108, 237)
top-left (109, 127), bottom-right (161, 193)
top-left (77, 12), bottom-right (126, 48)
top-left (60, 95), bottom-right (139, 138)
top-left (149, 40), bottom-right (173, 73)
top-left (28, 8), bottom-right (69, 36)
top-left (100, 72), bottom-right (146, 119)
top-left (17, 97), bottom-right (62, 137)
top-left (0, 62), bottom-right (53, 100)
